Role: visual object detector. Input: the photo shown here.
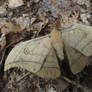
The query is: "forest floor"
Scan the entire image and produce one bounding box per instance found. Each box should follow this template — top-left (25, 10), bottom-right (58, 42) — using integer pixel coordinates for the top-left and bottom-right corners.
top-left (0, 0), bottom-right (92, 92)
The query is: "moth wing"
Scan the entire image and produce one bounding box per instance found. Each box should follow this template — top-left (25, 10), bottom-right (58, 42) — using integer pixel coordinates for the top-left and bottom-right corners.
top-left (4, 36), bottom-right (51, 73)
top-left (37, 47), bottom-right (61, 79)
top-left (50, 31), bottom-right (64, 61)
top-left (62, 25), bottom-right (92, 56)
top-left (64, 41), bottom-right (88, 74)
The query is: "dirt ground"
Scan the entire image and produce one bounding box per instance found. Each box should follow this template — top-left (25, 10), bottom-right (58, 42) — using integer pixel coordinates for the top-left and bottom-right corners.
top-left (0, 0), bottom-right (92, 92)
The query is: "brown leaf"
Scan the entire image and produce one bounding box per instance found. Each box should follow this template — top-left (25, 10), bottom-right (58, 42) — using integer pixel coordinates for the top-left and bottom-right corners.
top-left (55, 79), bottom-right (69, 92)
top-left (0, 22), bottom-right (24, 35)
top-left (0, 34), bottom-right (6, 51)
top-left (8, 0), bottom-right (24, 9)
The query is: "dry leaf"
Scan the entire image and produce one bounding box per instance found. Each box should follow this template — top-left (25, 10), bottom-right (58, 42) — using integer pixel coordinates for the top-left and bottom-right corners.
top-left (8, 0), bottom-right (24, 9)
top-left (0, 6), bottom-right (7, 16)
top-left (0, 22), bottom-right (24, 34)
top-left (13, 16), bottom-right (31, 29)
top-left (33, 22), bottom-right (44, 32)
top-left (55, 79), bottom-right (69, 92)
top-left (0, 34), bottom-right (6, 51)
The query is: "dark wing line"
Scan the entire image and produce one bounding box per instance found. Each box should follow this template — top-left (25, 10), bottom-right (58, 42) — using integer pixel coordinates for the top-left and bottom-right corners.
top-left (43, 66), bottom-right (59, 69)
top-left (64, 43), bottom-right (83, 65)
top-left (5, 60), bottom-right (42, 66)
top-left (81, 39), bottom-right (92, 51)
top-left (62, 25), bottom-right (89, 33)
top-left (5, 61), bottom-right (59, 69)
top-left (13, 45), bottom-right (26, 62)
top-left (74, 35), bottom-right (87, 49)
top-left (68, 45), bottom-right (86, 56)
top-left (23, 53), bottom-right (53, 56)
top-left (71, 55), bottom-right (83, 65)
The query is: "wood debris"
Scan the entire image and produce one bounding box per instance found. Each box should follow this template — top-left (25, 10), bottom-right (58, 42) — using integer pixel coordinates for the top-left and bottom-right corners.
top-left (8, 0), bottom-right (24, 9)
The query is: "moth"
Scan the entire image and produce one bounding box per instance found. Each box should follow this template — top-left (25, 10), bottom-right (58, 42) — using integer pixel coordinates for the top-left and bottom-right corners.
top-left (4, 24), bottom-right (92, 79)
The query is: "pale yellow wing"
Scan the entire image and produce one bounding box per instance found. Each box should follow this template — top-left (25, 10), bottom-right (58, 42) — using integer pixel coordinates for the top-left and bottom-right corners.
top-left (37, 47), bottom-right (61, 79)
top-left (4, 36), bottom-right (51, 73)
top-left (62, 25), bottom-right (92, 56)
top-left (64, 41), bottom-right (88, 74)
top-left (50, 31), bottom-right (64, 61)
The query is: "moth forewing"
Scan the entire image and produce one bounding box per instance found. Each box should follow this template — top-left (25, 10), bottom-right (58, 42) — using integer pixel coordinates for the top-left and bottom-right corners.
top-left (4, 36), bottom-right (52, 73)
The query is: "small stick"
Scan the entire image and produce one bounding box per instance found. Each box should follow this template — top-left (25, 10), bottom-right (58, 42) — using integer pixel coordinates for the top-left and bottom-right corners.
top-left (15, 72), bottom-right (31, 83)
top-left (62, 75), bottom-right (91, 92)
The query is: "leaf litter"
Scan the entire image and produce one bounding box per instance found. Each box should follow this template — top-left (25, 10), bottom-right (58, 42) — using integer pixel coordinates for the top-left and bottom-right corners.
top-left (0, 0), bottom-right (92, 92)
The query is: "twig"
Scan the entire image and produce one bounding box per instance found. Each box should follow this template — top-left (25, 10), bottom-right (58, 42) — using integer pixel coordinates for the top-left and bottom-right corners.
top-left (62, 75), bottom-right (92, 92)
top-left (15, 72), bottom-right (31, 83)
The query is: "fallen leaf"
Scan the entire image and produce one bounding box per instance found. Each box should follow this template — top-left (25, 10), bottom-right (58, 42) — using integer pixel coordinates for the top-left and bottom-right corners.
top-left (0, 6), bottom-right (7, 16)
top-left (0, 22), bottom-right (24, 34)
top-left (31, 18), bottom-right (36, 25)
top-left (55, 79), bottom-right (69, 92)
top-left (13, 16), bottom-right (31, 29)
top-left (8, 0), bottom-right (24, 9)
top-left (80, 14), bottom-right (90, 25)
top-left (6, 33), bottom-right (23, 46)
top-left (33, 22), bottom-right (44, 32)
top-left (0, 34), bottom-right (6, 51)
